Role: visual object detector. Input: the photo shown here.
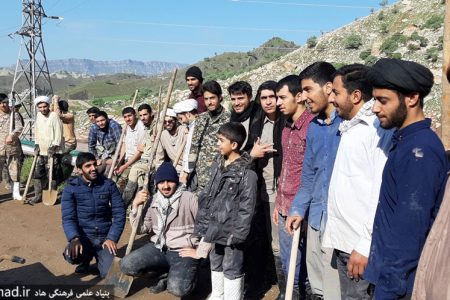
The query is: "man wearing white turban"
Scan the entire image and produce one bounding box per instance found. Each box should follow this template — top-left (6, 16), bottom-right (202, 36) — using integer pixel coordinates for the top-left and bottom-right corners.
top-left (26, 95), bottom-right (64, 204)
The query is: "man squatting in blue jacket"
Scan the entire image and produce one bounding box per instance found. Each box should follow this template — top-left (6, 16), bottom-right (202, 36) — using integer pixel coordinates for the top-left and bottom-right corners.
top-left (61, 152), bottom-right (126, 278)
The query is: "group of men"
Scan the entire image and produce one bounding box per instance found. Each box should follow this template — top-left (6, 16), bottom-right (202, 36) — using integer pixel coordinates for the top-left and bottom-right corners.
top-left (0, 94), bottom-right (76, 204)
top-left (2, 59), bottom-right (449, 300)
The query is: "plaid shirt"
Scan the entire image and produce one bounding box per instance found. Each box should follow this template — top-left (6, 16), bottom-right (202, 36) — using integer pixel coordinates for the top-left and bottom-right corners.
top-left (88, 119), bottom-right (122, 159)
top-left (275, 109), bottom-right (315, 216)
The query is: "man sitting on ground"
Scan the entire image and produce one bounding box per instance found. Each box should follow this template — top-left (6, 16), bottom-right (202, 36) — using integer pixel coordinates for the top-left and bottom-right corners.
top-left (120, 162), bottom-right (200, 297)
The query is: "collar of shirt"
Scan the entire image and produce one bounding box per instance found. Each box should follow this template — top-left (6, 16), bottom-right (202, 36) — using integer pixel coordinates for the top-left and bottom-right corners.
top-left (339, 99), bottom-right (375, 133)
top-left (264, 115), bottom-right (274, 125)
top-left (392, 118), bottom-right (432, 144)
top-left (316, 109), bottom-right (338, 126)
top-left (286, 109), bottom-right (313, 130)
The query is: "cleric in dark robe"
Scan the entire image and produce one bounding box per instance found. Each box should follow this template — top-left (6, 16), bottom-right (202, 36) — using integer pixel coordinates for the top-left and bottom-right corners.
top-left (363, 58), bottom-right (449, 299)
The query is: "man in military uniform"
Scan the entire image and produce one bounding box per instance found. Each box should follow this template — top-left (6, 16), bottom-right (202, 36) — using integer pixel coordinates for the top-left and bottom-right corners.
top-left (0, 93), bottom-right (23, 200)
top-left (185, 80), bottom-right (230, 194)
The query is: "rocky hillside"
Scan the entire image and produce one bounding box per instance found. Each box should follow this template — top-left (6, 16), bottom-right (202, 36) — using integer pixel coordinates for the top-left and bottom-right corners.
top-left (206, 0), bottom-right (444, 126)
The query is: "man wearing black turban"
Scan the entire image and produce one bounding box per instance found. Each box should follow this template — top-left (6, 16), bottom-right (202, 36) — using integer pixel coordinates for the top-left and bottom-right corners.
top-left (364, 58), bottom-right (449, 299)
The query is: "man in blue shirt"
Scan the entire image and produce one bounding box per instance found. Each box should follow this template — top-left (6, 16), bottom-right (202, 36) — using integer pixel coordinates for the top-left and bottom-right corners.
top-left (286, 61), bottom-right (342, 299)
top-left (364, 58), bottom-right (449, 299)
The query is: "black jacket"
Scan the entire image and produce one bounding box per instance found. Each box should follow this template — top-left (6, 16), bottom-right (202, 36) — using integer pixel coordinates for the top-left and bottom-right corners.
top-left (195, 152), bottom-right (257, 246)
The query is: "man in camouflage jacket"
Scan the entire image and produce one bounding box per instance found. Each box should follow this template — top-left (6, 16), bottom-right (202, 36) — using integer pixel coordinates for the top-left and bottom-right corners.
top-left (0, 93), bottom-right (24, 200)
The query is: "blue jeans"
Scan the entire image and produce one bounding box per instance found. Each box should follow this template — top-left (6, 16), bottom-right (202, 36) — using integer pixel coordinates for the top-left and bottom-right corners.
top-left (63, 236), bottom-right (114, 278)
top-left (120, 243), bottom-right (199, 297)
top-left (278, 214), bottom-right (307, 286)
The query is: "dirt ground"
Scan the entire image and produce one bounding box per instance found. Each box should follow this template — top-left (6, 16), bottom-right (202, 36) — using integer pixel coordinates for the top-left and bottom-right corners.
top-left (0, 182), bottom-right (279, 299)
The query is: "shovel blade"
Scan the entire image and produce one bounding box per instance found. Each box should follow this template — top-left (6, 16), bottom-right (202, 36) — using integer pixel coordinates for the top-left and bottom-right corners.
top-left (102, 257), bottom-right (133, 298)
top-left (42, 189), bottom-right (58, 206)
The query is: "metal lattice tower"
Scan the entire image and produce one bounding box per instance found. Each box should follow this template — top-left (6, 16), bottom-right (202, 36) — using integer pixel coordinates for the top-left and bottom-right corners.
top-left (10, 0), bottom-right (60, 140)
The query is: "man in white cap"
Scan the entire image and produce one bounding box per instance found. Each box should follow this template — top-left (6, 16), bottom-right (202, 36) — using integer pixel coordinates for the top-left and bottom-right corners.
top-left (0, 93), bottom-right (23, 200)
top-left (155, 108), bottom-right (188, 174)
top-left (26, 95), bottom-right (64, 205)
top-left (173, 99), bottom-right (198, 185)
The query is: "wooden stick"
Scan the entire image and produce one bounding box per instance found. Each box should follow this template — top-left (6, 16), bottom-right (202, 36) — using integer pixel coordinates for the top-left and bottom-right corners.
top-left (286, 227), bottom-right (301, 300)
top-left (441, 0), bottom-right (450, 149)
top-left (172, 132), bottom-right (188, 167)
top-left (21, 153), bottom-right (38, 203)
top-left (107, 89), bottom-right (139, 179)
top-left (125, 69), bottom-right (178, 255)
top-left (154, 86), bottom-right (163, 130)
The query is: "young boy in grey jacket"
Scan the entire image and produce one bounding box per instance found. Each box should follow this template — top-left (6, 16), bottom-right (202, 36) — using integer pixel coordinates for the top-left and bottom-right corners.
top-left (194, 122), bottom-right (258, 300)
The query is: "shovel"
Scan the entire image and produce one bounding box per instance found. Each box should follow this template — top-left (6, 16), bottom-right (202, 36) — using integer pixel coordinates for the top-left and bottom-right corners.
top-left (43, 156), bottom-right (58, 206)
top-left (102, 69), bottom-right (178, 298)
top-left (22, 153), bottom-right (38, 203)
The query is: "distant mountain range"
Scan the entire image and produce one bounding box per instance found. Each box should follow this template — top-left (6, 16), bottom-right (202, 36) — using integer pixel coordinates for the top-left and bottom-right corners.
top-left (4, 59), bottom-right (188, 76)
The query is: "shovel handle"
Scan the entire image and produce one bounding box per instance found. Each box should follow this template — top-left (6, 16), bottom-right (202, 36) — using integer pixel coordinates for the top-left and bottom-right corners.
top-left (22, 153), bottom-right (38, 202)
top-left (47, 156), bottom-right (54, 191)
top-left (286, 226), bottom-right (301, 300)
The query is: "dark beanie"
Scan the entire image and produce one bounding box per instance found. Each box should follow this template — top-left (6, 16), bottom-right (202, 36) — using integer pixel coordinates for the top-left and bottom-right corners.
top-left (185, 66), bottom-right (203, 82)
top-left (367, 58), bottom-right (434, 98)
top-left (154, 162), bottom-right (179, 185)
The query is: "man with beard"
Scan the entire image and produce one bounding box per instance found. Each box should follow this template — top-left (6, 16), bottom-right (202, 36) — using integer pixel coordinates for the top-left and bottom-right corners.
top-left (322, 64), bottom-right (393, 299)
top-left (155, 109), bottom-right (187, 173)
top-left (88, 111), bottom-right (122, 175)
top-left (286, 62), bottom-right (342, 299)
top-left (120, 162), bottom-right (200, 297)
top-left (114, 107), bottom-right (146, 191)
top-left (363, 58), bottom-right (449, 299)
top-left (27, 96), bottom-right (65, 205)
top-left (62, 152), bottom-right (125, 278)
top-left (0, 93), bottom-right (23, 200)
top-left (187, 80), bottom-right (231, 193)
top-left (228, 81), bottom-right (263, 151)
top-left (186, 66), bottom-right (206, 113)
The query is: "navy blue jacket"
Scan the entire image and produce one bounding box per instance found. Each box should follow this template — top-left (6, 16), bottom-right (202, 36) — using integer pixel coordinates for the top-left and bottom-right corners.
top-left (61, 175), bottom-right (126, 243)
top-left (364, 119), bottom-right (449, 299)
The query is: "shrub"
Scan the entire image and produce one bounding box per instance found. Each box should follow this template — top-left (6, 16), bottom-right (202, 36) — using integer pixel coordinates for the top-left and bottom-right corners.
top-left (409, 32), bottom-right (428, 47)
top-left (344, 34), bottom-right (363, 49)
top-left (378, 11), bottom-right (385, 20)
top-left (381, 33), bottom-right (408, 54)
top-left (379, 0), bottom-right (388, 7)
top-left (407, 43), bottom-right (420, 51)
top-left (424, 15), bottom-right (444, 30)
top-left (426, 47), bottom-right (439, 62)
top-left (380, 23), bottom-right (389, 34)
top-left (359, 49), bottom-right (372, 60)
top-left (306, 36), bottom-right (317, 48)
top-left (389, 52), bottom-right (402, 59)
top-left (364, 55), bottom-right (378, 65)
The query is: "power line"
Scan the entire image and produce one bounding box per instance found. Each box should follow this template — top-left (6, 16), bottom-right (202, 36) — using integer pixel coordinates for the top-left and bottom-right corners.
top-left (79, 19), bottom-right (321, 33)
top-left (230, 0), bottom-right (374, 9)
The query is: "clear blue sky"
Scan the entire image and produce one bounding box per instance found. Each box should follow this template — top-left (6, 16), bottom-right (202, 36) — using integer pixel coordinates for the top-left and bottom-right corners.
top-left (0, 0), bottom-right (387, 66)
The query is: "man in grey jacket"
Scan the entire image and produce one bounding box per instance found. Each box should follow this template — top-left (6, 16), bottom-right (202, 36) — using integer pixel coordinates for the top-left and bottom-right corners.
top-left (120, 162), bottom-right (199, 297)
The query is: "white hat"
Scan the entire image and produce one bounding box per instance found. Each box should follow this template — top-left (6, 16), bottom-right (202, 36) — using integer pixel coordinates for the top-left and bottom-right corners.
top-left (34, 95), bottom-right (50, 106)
top-left (173, 99), bottom-right (198, 114)
top-left (161, 108), bottom-right (177, 119)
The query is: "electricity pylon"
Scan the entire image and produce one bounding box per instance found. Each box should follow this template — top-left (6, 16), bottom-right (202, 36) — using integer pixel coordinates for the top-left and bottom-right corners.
top-left (10, 0), bottom-right (61, 139)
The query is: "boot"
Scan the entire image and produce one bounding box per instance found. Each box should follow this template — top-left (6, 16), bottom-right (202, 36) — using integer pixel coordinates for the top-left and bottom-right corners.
top-left (122, 181), bottom-right (138, 208)
top-left (208, 271), bottom-right (224, 300)
top-left (13, 182), bottom-right (22, 200)
top-left (27, 179), bottom-right (43, 205)
top-left (274, 256), bottom-right (286, 300)
top-left (224, 275), bottom-right (244, 300)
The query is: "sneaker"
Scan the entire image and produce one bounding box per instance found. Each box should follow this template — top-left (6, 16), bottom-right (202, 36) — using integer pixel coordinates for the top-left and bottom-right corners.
top-left (75, 263), bottom-right (90, 274)
top-left (148, 278), bottom-right (167, 294)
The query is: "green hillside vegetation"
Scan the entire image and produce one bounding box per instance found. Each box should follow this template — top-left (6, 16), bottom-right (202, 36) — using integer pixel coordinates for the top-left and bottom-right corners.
top-left (57, 37), bottom-right (298, 100)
